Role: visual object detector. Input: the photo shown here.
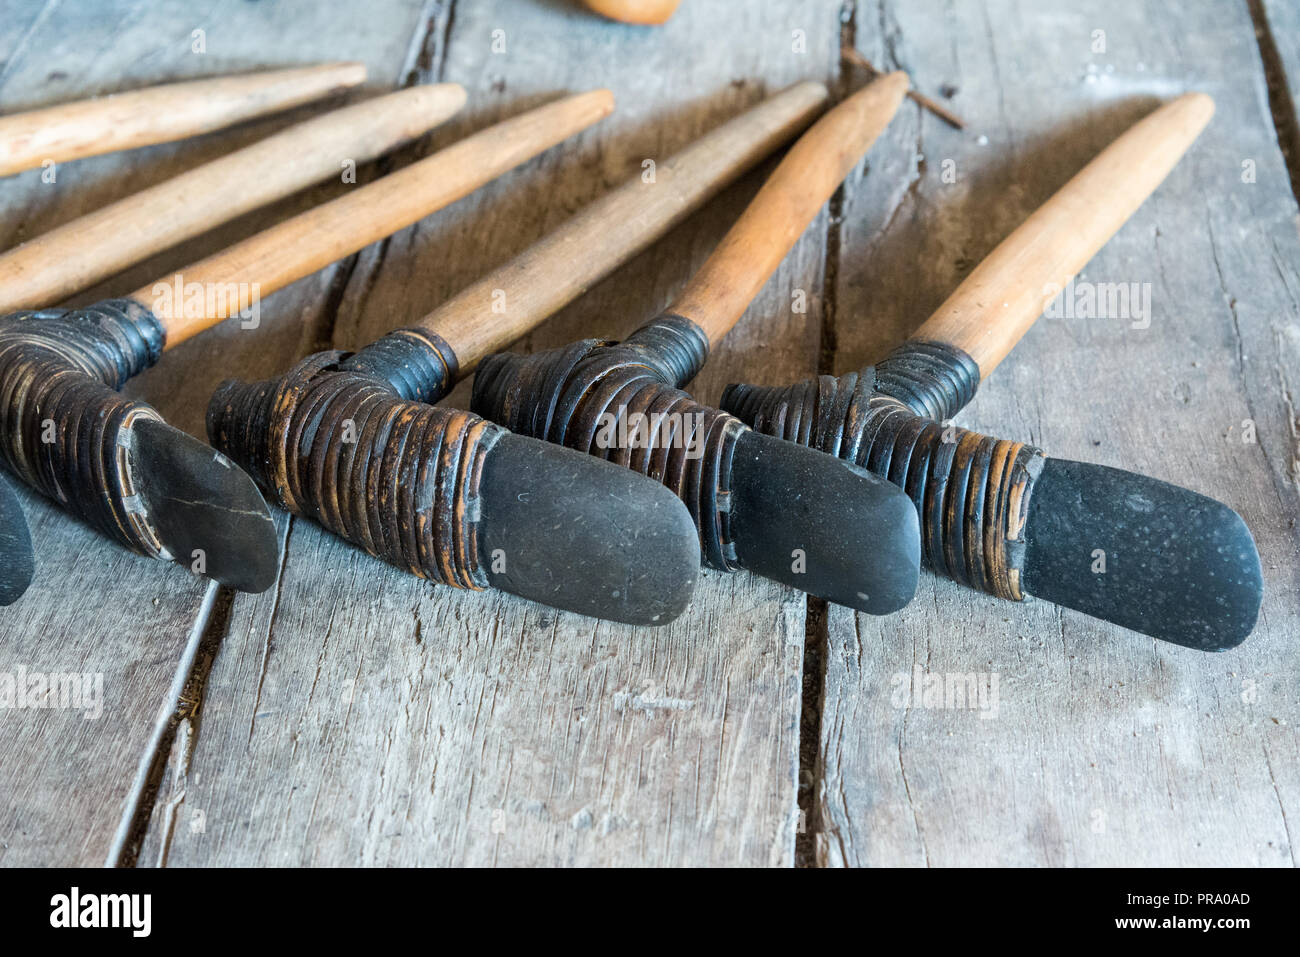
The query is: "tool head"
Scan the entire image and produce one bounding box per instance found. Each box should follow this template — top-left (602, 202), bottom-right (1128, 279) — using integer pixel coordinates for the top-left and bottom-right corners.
top-left (129, 419), bottom-right (281, 593)
top-left (720, 359), bottom-right (1264, 647)
top-left (728, 430), bottom-right (919, 614)
top-left (210, 352), bottom-right (698, 626)
top-left (0, 475), bottom-right (34, 605)
top-left (1021, 458), bottom-right (1262, 651)
top-left (0, 301), bottom-right (281, 592)
top-left (478, 434), bottom-right (699, 625)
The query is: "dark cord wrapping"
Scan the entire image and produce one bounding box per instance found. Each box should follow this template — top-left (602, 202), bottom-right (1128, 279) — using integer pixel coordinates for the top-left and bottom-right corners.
top-left (0, 300), bottom-right (168, 555)
top-left (206, 328), bottom-right (501, 589)
top-left (472, 313), bottom-right (750, 571)
top-left (722, 340), bottom-right (1044, 600)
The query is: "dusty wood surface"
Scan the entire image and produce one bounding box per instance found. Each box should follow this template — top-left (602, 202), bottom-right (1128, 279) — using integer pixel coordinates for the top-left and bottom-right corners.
top-left (2, 0), bottom-right (1296, 867)
top-left (148, 0), bottom-right (841, 867)
top-left (0, 0), bottom-right (431, 866)
top-left (819, 0), bottom-right (1300, 866)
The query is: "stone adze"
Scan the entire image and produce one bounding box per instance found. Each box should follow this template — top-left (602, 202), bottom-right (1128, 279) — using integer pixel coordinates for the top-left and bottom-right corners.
top-left (207, 81), bottom-right (833, 625)
top-left (0, 74), bottom-right (462, 604)
top-left (470, 74), bottom-right (923, 614)
top-left (722, 93), bottom-right (1264, 650)
top-left (0, 90), bottom-right (612, 605)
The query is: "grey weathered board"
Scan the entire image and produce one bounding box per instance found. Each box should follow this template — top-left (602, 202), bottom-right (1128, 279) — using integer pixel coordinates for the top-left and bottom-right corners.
top-left (0, 0), bottom-right (1296, 868)
top-left (816, 0), bottom-right (1300, 866)
top-left (147, 0), bottom-right (842, 868)
top-left (0, 0), bottom-right (435, 866)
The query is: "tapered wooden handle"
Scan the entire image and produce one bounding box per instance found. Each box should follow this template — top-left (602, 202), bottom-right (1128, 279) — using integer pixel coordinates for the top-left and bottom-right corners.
top-left (137, 90), bottom-right (615, 348)
top-left (910, 93), bottom-right (1214, 378)
top-left (425, 81), bottom-right (829, 371)
top-left (582, 0), bottom-right (683, 25)
top-left (669, 72), bottom-right (910, 346)
top-left (0, 62), bottom-right (367, 177)
top-left (0, 85), bottom-right (466, 312)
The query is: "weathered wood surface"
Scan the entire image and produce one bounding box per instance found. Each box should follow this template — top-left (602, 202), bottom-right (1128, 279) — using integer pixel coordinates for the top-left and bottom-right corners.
top-left (147, 0), bottom-right (840, 867)
top-left (818, 0), bottom-right (1300, 866)
top-left (0, 0), bottom-right (432, 866)
top-left (2, 0), bottom-right (1296, 868)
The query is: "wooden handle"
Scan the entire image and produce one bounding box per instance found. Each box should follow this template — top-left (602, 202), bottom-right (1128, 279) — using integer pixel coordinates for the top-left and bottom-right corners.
top-left (0, 85), bottom-right (466, 313)
top-left (0, 62), bottom-right (367, 177)
top-left (910, 92), bottom-right (1215, 378)
top-left (137, 90), bottom-right (615, 348)
top-left (425, 81), bottom-right (829, 371)
top-left (669, 72), bottom-right (910, 346)
top-left (582, 0), bottom-right (683, 25)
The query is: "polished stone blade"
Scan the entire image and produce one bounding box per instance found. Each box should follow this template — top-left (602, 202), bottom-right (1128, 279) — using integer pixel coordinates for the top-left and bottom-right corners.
top-left (132, 419), bottom-right (281, 593)
top-left (1022, 458), bottom-right (1263, 650)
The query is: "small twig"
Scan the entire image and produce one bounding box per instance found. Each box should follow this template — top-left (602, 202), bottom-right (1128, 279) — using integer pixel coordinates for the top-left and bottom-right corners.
top-left (841, 47), bottom-right (967, 130)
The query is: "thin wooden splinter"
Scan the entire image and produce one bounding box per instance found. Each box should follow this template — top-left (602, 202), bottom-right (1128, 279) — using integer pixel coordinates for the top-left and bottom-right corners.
top-left (842, 47), bottom-right (966, 130)
top-left (0, 62), bottom-right (367, 177)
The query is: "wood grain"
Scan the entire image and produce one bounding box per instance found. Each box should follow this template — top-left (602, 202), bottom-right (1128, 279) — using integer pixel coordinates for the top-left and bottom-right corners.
top-left (0, 488), bottom-right (215, 866)
top-left (910, 92), bottom-right (1214, 378)
top-left (0, 0), bottom-right (437, 868)
top-left (0, 62), bottom-right (366, 177)
top-left (3, 0), bottom-right (1296, 869)
top-left (428, 80), bottom-right (828, 372)
top-left (671, 72), bottom-right (908, 346)
top-left (145, 90), bottom-right (614, 347)
top-left (151, 0), bottom-right (845, 867)
top-left (0, 84), bottom-right (467, 312)
top-left (817, 0), bottom-right (1300, 866)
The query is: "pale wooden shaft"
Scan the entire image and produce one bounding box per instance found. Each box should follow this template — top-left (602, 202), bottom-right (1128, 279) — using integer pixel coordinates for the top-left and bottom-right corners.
top-left (0, 62), bottom-right (367, 177)
top-left (911, 92), bottom-right (1214, 378)
top-left (0, 85), bottom-right (466, 312)
top-left (582, 0), bottom-right (683, 25)
top-left (428, 81), bottom-right (829, 371)
top-left (136, 90), bottom-right (614, 348)
top-left (669, 72), bottom-right (910, 347)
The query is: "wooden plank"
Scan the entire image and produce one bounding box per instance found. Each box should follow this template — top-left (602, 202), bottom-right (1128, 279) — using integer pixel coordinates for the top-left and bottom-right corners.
top-left (817, 0), bottom-right (1300, 866)
top-left (0, 0), bottom-right (433, 866)
top-left (152, 0), bottom-right (845, 867)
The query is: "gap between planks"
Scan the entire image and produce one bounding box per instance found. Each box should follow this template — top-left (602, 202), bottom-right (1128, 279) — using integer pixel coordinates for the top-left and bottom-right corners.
top-left (108, 0), bottom-right (1300, 868)
top-left (110, 0), bottom-right (459, 868)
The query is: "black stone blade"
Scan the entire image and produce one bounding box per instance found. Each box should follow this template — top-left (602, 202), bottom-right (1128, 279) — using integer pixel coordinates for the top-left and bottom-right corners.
top-left (729, 430), bottom-right (920, 614)
top-left (0, 475), bottom-right (34, 606)
top-left (132, 419), bottom-right (281, 593)
top-left (479, 434), bottom-right (699, 626)
top-left (1022, 458), bottom-right (1263, 650)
